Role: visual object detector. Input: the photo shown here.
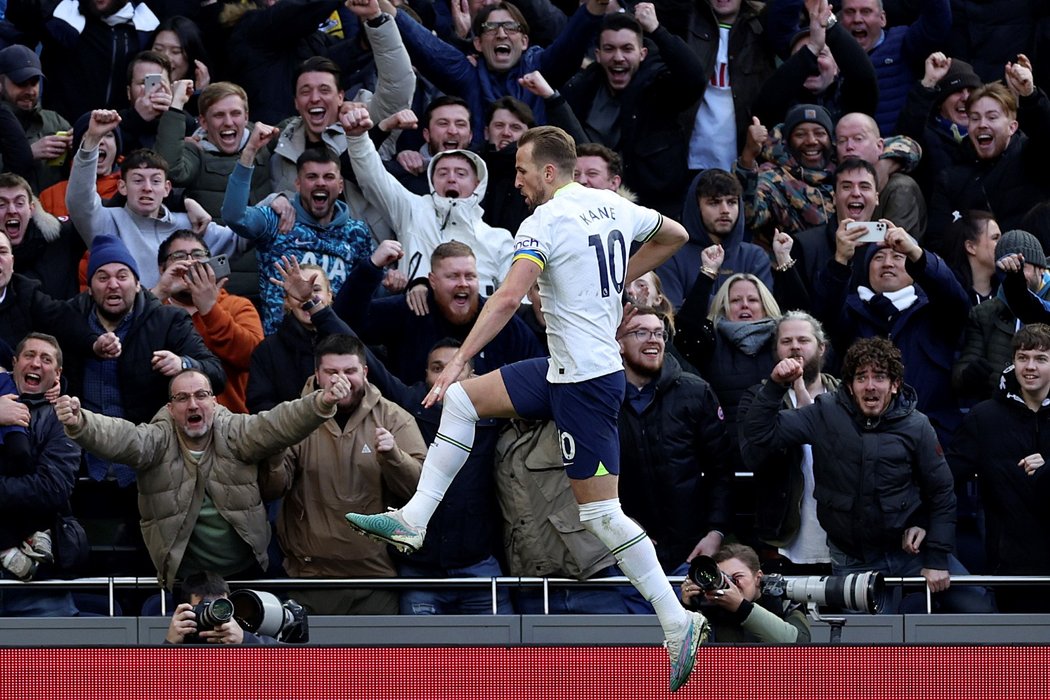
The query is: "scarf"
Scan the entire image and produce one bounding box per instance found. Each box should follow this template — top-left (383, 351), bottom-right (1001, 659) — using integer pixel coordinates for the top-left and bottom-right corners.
top-left (716, 317), bottom-right (777, 356)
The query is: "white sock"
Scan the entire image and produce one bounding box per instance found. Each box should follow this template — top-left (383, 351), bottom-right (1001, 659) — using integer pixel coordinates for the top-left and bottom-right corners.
top-left (578, 498), bottom-right (690, 640)
top-left (401, 383), bottom-right (479, 527)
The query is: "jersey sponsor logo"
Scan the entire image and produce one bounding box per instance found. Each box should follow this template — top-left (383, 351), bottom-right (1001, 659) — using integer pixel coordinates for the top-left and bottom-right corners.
top-left (514, 238), bottom-right (540, 250)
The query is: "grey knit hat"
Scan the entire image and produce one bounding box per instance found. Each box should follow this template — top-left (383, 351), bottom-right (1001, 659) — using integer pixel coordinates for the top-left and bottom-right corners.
top-left (996, 229), bottom-right (1048, 268)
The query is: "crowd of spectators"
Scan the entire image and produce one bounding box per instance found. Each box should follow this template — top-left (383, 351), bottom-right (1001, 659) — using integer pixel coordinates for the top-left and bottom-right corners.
top-left (0, 0), bottom-right (1049, 621)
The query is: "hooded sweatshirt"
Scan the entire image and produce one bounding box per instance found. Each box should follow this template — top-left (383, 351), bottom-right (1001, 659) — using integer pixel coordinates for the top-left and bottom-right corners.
top-left (221, 161), bottom-right (373, 334)
top-left (656, 177), bottom-right (772, 310)
top-left (347, 134), bottom-right (512, 296)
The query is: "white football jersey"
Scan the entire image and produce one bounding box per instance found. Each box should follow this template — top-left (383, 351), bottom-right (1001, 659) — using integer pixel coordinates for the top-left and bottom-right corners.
top-left (513, 182), bottom-right (662, 383)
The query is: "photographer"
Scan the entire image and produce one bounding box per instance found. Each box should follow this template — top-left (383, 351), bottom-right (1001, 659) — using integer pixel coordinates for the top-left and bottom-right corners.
top-left (164, 571), bottom-right (276, 645)
top-left (680, 544), bottom-right (810, 644)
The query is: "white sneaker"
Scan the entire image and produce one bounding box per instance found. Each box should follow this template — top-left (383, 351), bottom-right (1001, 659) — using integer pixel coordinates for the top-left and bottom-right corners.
top-left (667, 610), bottom-right (709, 692)
top-left (345, 508), bottom-right (427, 554)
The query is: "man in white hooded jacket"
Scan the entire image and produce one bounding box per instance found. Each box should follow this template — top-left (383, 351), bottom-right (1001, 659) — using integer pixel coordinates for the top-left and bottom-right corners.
top-left (346, 107), bottom-right (512, 299)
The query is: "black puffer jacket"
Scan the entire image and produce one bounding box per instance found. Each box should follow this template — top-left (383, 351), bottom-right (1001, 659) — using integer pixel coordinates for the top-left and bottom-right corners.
top-left (618, 355), bottom-right (732, 569)
top-left (927, 88), bottom-right (1050, 243)
top-left (741, 379), bottom-right (956, 570)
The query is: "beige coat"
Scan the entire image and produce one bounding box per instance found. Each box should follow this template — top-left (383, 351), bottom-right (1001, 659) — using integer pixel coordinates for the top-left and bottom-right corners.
top-left (268, 379), bottom-right (426, 578)
top-left (66, 392), bottom-right (335, 589)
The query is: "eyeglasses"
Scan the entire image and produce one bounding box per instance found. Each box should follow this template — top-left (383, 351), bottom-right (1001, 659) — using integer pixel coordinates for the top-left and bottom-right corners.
top-left (479, 20), bottom-right (523, 35)
top-left (166, 249), bottom-right (210, 263)
top-left (170, 390), bottom-right (214, 403)
top-left (623, 329), bottom-right (668, 342)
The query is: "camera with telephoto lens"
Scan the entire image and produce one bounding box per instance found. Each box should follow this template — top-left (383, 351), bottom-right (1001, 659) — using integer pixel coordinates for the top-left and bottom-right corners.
top-left (184, 597), bottom-right (235, 642)
top-left (229, 590), bottom-right (309, 643)
top-left (762, 571), bottom-right (885, 614)
top-left (688, 555), bottom-right (732, 592)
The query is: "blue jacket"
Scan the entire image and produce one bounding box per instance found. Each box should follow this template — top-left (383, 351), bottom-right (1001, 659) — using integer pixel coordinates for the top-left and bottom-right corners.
top-left (868, 0), bottom-right (952, 137)
top-left (657, 181), bottom-right (772, 311)
top-left (813, 248), bottom-right (968, 444)
top-left (393, 5), bottom-right (601, 140)
top-left (222, 162), bottom-right (373, 335)
top-left (0, 394), bottom-right (78, 549)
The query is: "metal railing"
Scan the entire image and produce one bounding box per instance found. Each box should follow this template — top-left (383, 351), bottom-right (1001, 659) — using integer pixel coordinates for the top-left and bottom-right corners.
top-left (0, 574), bottom-right (1046, 617)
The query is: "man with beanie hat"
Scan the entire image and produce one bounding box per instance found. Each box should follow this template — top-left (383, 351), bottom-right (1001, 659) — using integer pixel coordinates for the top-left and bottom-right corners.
top-left (67, 234), bottom-right (225, 473)
top-left (896, 52), bottom-right (984, 197)
top-left (811, 217), bottom-right (969, 446)
top-left (62, 233), bottom-right (226, 575)
top-left (741, 103), bottom-right (837, 240)
top-left (0, 44), bottom-right (73, 194)
top-left (954, 228), bottom-right (1050, 402)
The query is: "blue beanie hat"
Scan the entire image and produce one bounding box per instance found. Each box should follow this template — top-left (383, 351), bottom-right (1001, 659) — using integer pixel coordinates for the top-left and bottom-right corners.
top-left (88, 234), bottom-right (140, 281)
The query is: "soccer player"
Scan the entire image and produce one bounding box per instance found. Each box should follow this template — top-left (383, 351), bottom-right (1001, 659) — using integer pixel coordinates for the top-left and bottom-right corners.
top-left (344, 119), bottom-right (706, 692)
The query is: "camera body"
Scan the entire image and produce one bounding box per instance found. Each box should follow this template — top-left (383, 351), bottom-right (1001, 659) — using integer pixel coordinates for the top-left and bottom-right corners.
top-left (689, 556), bottom-right (884, 614)
top-left (184, 597), bottom-right (235, 643)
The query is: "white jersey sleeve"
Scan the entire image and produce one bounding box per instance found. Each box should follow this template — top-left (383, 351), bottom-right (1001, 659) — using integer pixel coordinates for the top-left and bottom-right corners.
top-left (513, 183), bottom-right (662, 383)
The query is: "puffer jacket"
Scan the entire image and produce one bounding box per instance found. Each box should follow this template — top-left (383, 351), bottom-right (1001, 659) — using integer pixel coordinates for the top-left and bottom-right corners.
top-left (65, 391), bottom-right (336, 589)
top-left (741, 379), bottom-right (957, 570)
top-left (618, 355), bottom-right (732, 570)
top-left (0, 394), bottom-right (79, 549)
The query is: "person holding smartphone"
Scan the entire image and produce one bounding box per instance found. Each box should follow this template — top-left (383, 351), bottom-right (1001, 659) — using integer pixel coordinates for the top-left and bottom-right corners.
top-left (117, 51), bottom-right (195, 154)
top-left (151, 230), bottom-right (263, 414)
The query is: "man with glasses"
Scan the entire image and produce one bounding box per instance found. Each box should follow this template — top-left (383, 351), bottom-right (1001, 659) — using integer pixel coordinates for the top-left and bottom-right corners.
top-left (152, 230), bottom-right (263, 414)
top-left (391, 0), bottom-right (609, 138)
top-left (55, 366), bottom-right (354, 591)
top-left (616, 307), bottom-right (732, 594)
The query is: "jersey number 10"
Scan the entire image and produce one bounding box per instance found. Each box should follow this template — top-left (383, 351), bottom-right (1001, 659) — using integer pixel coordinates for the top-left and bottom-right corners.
top-left (588, 230), bottom-right (627, 298)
